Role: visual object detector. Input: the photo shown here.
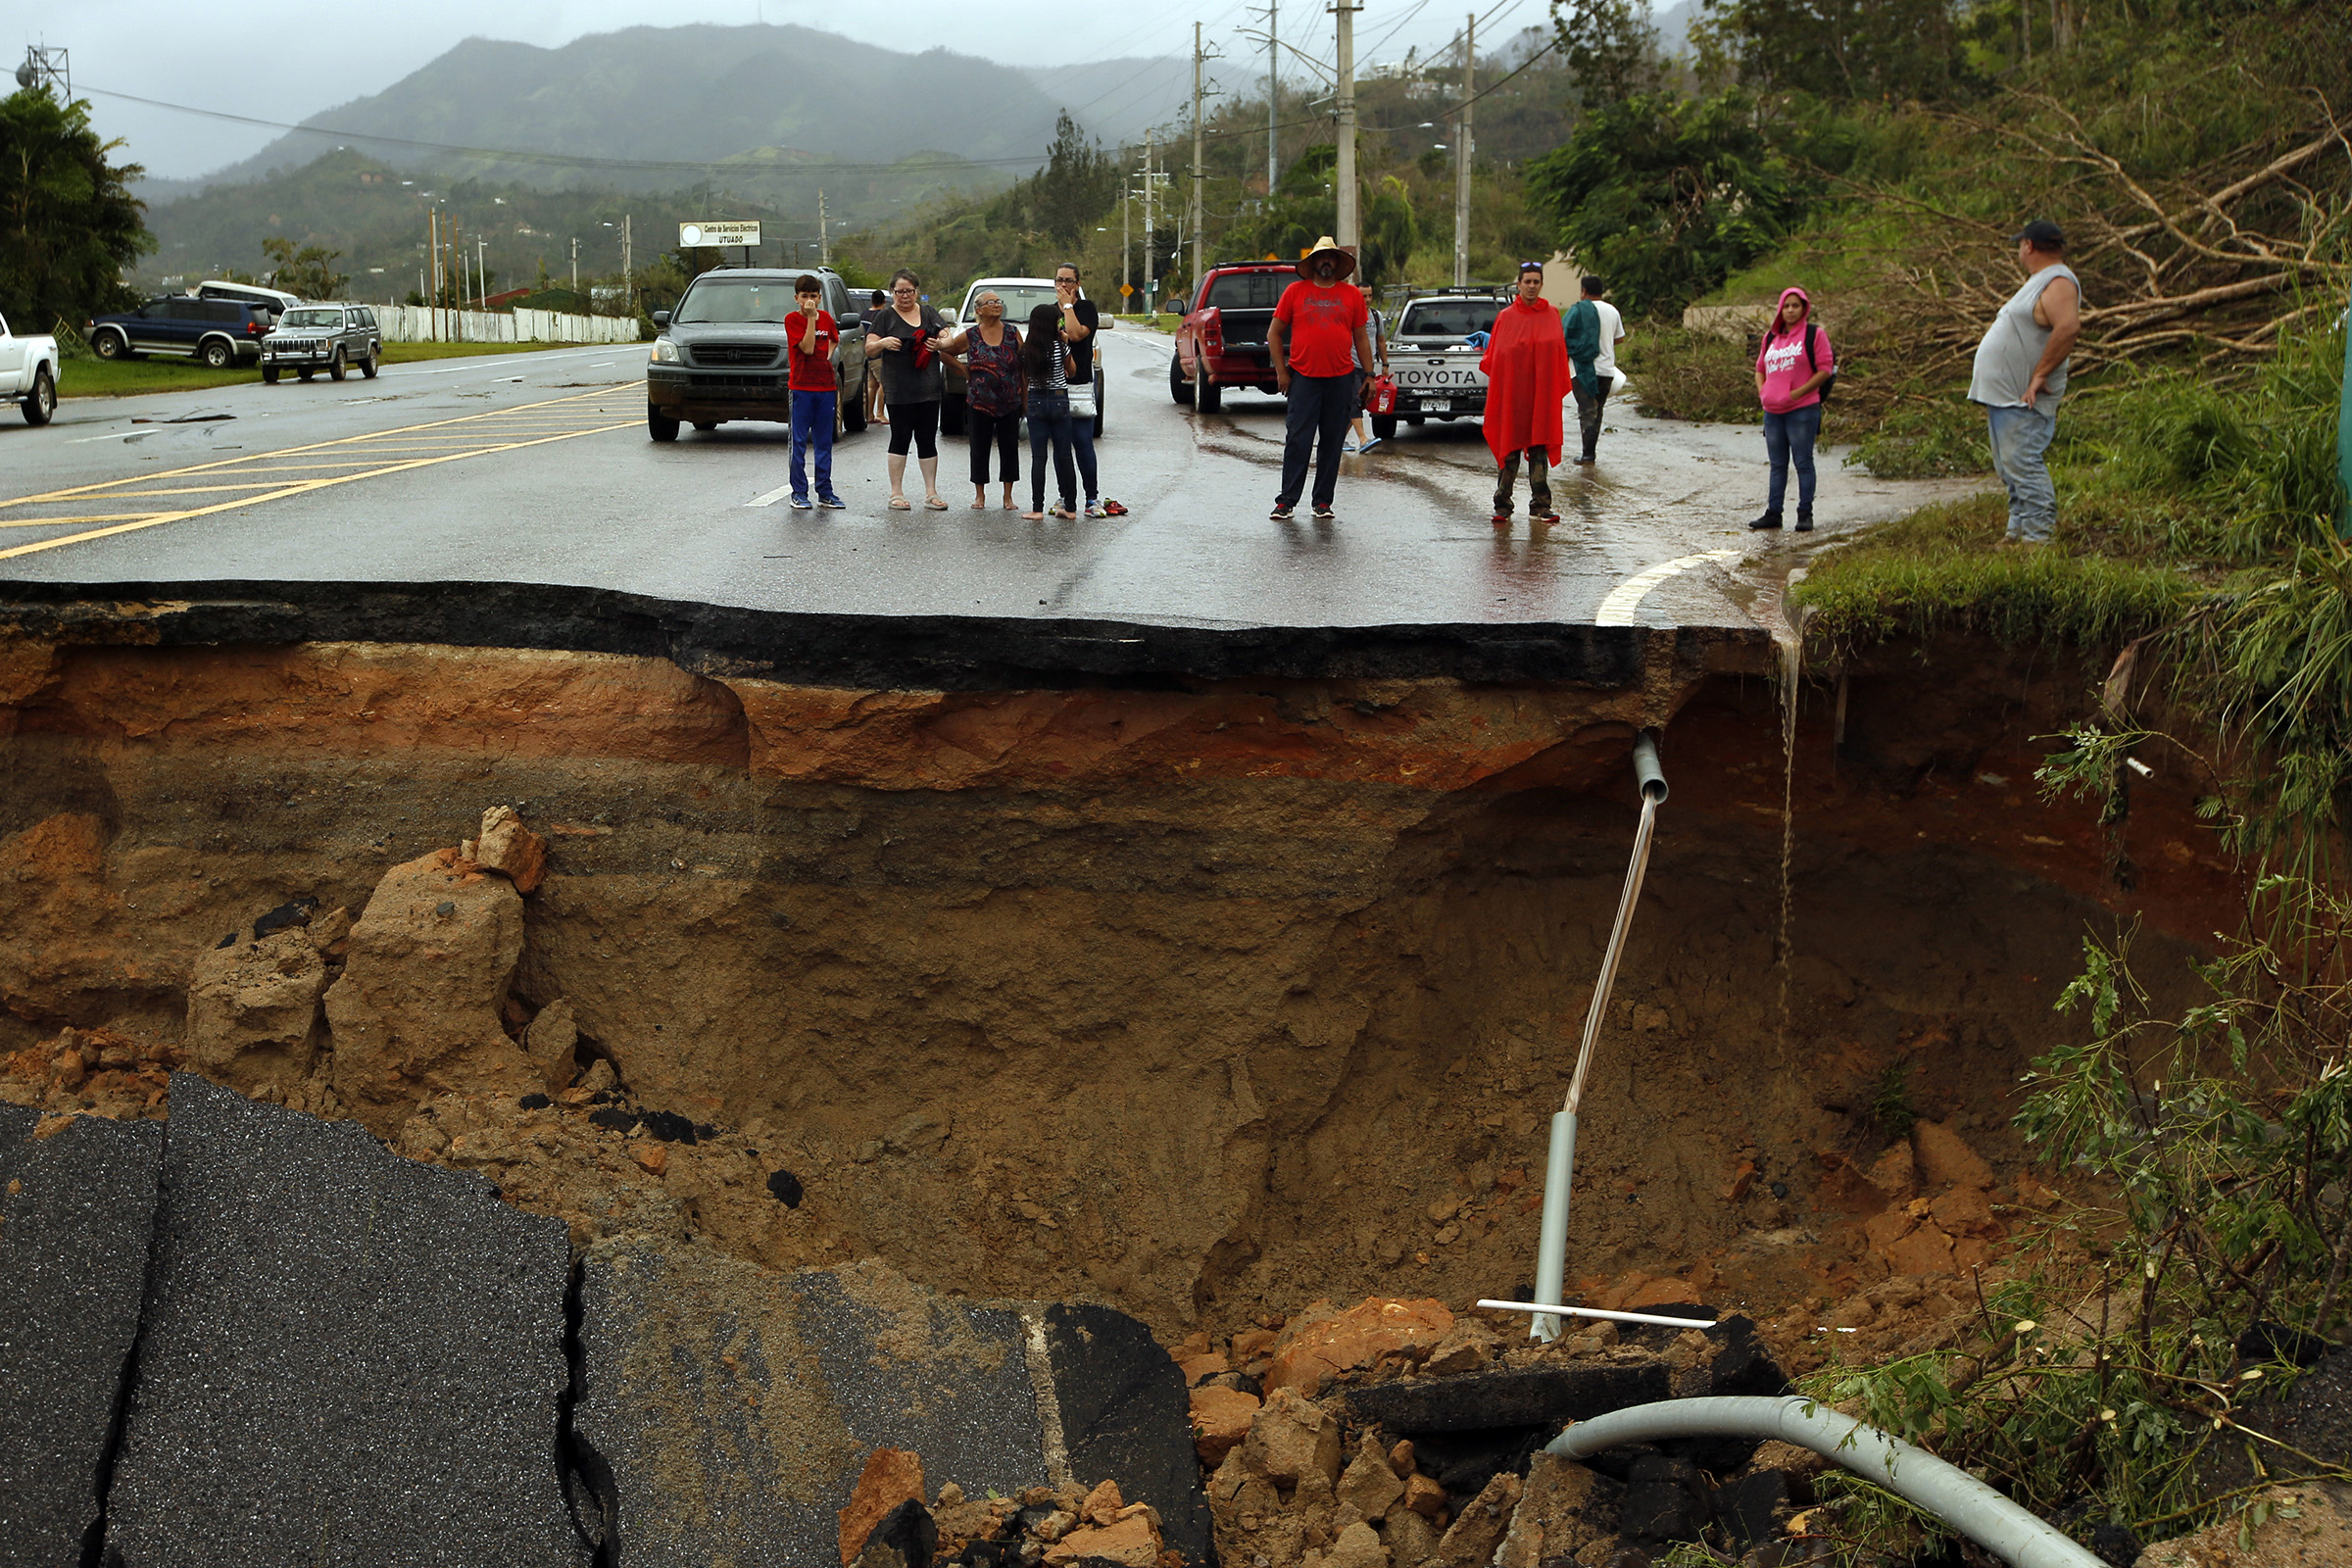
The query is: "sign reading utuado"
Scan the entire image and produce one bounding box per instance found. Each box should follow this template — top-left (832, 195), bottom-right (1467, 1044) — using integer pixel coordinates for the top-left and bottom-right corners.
top-left (678, 221), bottom-right (761, 249)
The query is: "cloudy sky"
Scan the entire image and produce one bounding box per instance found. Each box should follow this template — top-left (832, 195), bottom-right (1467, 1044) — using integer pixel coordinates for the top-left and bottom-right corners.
top-left (6, 0), bottom-right (1543, 180)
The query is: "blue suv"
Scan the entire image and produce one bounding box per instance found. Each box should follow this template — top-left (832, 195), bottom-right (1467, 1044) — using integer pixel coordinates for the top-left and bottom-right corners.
top-left (90, 296), bottom-right (275, 368)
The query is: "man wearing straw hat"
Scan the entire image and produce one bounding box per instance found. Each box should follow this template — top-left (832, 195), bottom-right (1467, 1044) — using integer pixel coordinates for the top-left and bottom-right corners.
top-left (1266, 237), bottom-right (1381, 521)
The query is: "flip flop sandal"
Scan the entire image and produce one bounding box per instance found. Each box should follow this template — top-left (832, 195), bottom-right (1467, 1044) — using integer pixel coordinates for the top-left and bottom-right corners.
top-left (1102, 499), bottom-right (1130, 515)
top-left (924, 497), bottom-right (949, 510)
top-left (888, 497), bottom-right (912, 511)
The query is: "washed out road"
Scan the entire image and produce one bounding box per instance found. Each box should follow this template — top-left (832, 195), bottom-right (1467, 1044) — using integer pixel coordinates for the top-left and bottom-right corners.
top-left (0, 331), bottom-right (1977, 634)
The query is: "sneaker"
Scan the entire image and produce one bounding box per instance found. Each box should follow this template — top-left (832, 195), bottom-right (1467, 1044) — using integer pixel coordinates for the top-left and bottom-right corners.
top-left (1311, 503), bottom-right (1335, 521)
top-left (817, 494), bottom-right (847, 510)
top-left (1085, 502), bottom-right (1107, 518)
top-left (1491, 511), bottom-right (1513, 525)
top-left (1269, 502), bottom-right (1296, 520)
top-left (789, 495), bottom-right (813, 511)
top-left (1533, 509), bottom-right (1560, 524)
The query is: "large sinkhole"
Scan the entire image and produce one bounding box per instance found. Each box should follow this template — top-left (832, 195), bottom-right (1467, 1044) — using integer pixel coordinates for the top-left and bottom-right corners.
top-left (0, 615), bottom-right (2229, 1345)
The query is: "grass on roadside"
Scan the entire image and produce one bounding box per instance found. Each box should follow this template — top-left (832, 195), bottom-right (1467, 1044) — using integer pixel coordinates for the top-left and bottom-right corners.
top-left (59, 338), bottom-right (621, 399)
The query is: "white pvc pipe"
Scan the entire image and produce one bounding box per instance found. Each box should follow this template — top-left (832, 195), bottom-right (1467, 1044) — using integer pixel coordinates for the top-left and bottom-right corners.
top-left (1531, 734), bottom-right (1667, 1340)
top-left (1477, 1298), bottom-right (1715, 1330)
top-left (1546, 1396), bottom-right (2105, 1568)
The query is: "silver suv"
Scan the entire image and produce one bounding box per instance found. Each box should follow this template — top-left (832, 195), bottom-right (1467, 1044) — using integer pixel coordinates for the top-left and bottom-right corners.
top-left (262, 305), bottom-right (382, 384)
top-left (1378, 289), bottom-right (1508, 440)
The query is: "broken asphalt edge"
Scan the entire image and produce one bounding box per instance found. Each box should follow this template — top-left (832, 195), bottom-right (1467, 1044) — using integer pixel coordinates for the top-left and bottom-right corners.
top-left (0, 579), bottom-right (1773, 689)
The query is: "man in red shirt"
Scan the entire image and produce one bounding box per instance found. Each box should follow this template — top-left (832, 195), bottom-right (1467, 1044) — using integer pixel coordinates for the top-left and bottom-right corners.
top-left (1266, 237), bottom-right (1381, 521)
top-left (787, 274), bottom-right (845, 510)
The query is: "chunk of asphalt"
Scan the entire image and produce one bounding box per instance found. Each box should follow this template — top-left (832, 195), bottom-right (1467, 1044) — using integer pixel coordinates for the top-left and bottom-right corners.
top-left (1042, 1303), bottom-right (1214, 1563)
top-left (0, 1106), bottom-right (164, 1566)
top-left (765, 1168), bottom-right (804, 1206)
top-left (1343, 1360), bottom-right (1673, 1434)
top-left (101, 1074), bottom-right (585, 1568)
top-left (574, 1240), bottom-right (1210, 1565)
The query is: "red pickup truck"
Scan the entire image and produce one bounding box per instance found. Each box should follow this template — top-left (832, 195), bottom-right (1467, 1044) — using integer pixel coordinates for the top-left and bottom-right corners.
top-left (1168, 262), bottom-right (1295, 412)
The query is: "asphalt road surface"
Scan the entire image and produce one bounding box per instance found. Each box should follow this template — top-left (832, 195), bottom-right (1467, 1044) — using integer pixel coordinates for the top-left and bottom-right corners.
top-left (0, 333), bottom-right (1977, 633)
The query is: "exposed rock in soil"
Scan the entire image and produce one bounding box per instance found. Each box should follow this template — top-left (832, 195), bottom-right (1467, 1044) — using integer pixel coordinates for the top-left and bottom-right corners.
top-left (2140, 1481), bottom-right (2352, 1567)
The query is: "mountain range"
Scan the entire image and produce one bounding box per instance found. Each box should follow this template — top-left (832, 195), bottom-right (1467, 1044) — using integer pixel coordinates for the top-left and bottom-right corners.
top-left (143, 25), bottom-right (1193, 201)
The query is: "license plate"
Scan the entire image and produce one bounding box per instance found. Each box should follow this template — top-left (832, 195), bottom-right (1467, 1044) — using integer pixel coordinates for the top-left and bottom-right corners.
top-left (1395, 362), bottom-right (1484, 390)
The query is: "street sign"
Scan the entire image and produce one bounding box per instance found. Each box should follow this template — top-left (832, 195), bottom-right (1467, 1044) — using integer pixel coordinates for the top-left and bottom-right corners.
top-left (1119, 283), bottom-right (1135, 297)
top-left (679, 221), bottom-right (761, 249)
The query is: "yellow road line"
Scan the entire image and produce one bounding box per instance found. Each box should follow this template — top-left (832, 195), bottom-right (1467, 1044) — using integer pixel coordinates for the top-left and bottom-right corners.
top-left (0, 384), bottom-right (629, 509)
top-left (0, 513), bottom-right (172, 529)
top-left (100, 483), bottom-right (322, 498)
top-left (0, 421), bottom-right (635, 562)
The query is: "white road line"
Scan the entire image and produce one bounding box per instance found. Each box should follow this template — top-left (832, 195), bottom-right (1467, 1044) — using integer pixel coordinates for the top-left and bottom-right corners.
top-left (1593, 549), bottom-right (1740, 626)
top-left (746, 483), bottom-right (799, 508)
top-left (71, 429), bottom-right (153, 444)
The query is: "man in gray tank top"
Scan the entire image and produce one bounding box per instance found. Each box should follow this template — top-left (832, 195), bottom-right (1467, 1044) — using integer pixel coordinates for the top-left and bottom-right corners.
top-left (1968, 220), bottom-right (2082, 545)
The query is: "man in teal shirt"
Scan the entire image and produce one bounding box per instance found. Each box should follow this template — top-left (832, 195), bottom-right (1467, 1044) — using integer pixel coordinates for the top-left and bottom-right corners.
top-left (1560, 276), bottom-right (1610, 464)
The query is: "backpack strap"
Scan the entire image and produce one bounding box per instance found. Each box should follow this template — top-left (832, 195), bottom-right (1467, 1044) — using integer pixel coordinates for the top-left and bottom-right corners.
top-left (1803, 322), bottom-right (1818, 371)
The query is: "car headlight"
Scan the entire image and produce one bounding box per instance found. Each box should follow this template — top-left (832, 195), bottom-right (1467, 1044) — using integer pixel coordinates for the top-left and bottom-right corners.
top-left (651, 339), bottom-right (680, 364)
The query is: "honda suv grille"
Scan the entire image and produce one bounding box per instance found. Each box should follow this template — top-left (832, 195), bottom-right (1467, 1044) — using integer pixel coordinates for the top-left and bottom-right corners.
top-left (691, 343), bottom-right (778, 368)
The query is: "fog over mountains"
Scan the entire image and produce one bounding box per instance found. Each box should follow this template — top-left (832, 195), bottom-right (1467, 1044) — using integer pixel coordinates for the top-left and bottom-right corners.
top-left (146, 24), bottom-right (1193, 200)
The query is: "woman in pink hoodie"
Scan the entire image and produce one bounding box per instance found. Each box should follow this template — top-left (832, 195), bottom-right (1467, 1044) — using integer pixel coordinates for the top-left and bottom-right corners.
top-left (1746, 286), bottom-right (1835, 532)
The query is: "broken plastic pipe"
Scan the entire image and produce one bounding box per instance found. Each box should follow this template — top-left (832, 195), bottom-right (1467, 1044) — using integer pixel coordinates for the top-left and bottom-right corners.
top-left (1532, 730), bottom-right (1666, 1342)
top-left (1546, 1396), bottom-right (2106, 1568)
top-left (1475, 1298), bottom-right (1715, 1330)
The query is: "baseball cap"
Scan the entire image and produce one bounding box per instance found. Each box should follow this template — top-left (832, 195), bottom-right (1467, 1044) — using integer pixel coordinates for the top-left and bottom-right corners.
top-left (2011, 220), bottom-right (2066, 249)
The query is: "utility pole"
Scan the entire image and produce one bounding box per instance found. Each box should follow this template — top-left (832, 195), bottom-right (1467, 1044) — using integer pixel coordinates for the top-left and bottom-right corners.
top-left (622, 215), bottom-right (634, 314)
top-left (570, 237), bottom-right (579, 295)
top-left (1144, 128), bottom-right (1156, 306)
top-left (1453, 12), bottom-right (1473, 287)
top-left (1122, 163), bottom-right (1132, 308)
top-left (1192, 23), bottom-right (1207, 297)
top-left (818, 190), bottom-right (831, 267)
top-left (1334, 0), bottom-right (1359, 251)
top-left (477, 237), bottom-right (488, 304)
top-left (1266, 0), bottom-right (1279, 193)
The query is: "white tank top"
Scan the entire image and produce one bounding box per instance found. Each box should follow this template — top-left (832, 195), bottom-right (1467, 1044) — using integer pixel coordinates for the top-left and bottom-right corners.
top-left (1969, 264), bottom-right (2080, 411)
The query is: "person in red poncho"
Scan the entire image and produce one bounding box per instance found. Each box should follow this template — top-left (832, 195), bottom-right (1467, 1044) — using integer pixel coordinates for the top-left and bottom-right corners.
top-left (1480, 263), bottom-right (1573, 526)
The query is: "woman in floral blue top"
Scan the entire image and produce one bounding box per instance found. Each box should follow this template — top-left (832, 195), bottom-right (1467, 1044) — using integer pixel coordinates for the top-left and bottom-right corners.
top-left (939, 292), bottom-right (1025, 510)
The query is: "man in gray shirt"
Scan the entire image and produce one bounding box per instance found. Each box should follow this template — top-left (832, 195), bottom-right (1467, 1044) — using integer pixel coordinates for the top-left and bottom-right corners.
top-left (1968, 220), bottom-right (2082, 546)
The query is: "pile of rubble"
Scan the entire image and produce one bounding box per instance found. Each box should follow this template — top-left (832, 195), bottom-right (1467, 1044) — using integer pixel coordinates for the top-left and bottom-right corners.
top-left (1173, 1297), bottom-right (1821, 1568)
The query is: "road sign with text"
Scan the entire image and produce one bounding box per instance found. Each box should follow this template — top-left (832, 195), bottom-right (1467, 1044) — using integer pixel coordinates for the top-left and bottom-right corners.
top-left (678, 221), bottom-right (761, 249)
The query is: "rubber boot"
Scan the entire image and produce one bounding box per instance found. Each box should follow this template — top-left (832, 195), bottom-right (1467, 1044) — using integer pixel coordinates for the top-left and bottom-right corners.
top-left (1746, 509), bottom-right (1784, 531)
top-left (1794, 506), bottom-right (1814, 533)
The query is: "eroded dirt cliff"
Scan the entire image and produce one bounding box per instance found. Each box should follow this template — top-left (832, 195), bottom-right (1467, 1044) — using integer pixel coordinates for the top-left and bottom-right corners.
top-left (0, 628), bottom-right (2236, 1341)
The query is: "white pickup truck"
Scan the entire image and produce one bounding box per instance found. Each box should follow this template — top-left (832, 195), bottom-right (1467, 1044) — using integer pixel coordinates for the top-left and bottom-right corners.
top-left (0, 311), bottom-right (61, 425)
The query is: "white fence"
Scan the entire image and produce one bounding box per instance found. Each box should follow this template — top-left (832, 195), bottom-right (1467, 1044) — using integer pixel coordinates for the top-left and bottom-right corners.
top-left (372, 305), bottom-right (642, 345)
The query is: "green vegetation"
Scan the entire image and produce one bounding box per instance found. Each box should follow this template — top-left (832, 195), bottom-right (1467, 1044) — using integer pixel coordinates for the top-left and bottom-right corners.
top-left (0, 87), bottom-right (152, 329)
top-left (59, 339), bottom-right (575, 399)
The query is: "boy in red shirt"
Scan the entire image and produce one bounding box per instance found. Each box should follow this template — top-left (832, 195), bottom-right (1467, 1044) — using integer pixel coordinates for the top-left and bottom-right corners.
top-left (1266, 237), bottom-right (1381, 521)
top-left (787, 274), bottom-right (845, 510)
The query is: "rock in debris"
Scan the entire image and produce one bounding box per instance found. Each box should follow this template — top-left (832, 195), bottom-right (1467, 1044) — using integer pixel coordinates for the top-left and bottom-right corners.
top-left (1422, 1316), bottom-right (1501, 1377)
top-left (183, 924), bottom-right (331, 1098)
top-left (1912, 1119), bottom-right (1996, 1191)
top-left (473, 805), bottom-right (549, 894)
top-left (1336, 1435), bottom-right (1406, 1523)
top-left (839, 1448), bottom-right (927, 1564)
top-left (1045, 1509), bottom-right (1162, 1567)
top-left (322, 849), bottom-right (540, 1131)
top-left (0, 1107), bottom-right (165, 1568)
top-left (520, 997), bottom-right (580, 1095)
top-left (1322, 1517), bottom-right (1390, 1568)
top-left (1435, 1470), bottom-right (1520, 1568)
top-left (1241, 1386), bottom-right (1345, 1488)
top-left (1191, 1383), bottom-right (1260, 1465)
top-left (1263, 1297), bottom-right (1454, 1394)
top-left (1493, 1451), bottom-right (1620, 1568)
top-left (101, 1074), bottom-right (583, 1568)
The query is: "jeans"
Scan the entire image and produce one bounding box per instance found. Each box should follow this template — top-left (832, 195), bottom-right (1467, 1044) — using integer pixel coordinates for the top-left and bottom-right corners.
top-left (969, 406), bottom-right (1020, 485)
top-left (1763, 403), bottom-right (1822, 514)
top-left (1985, 401), bottom-right (2058, 542)
top-left (1025, 391), bottom-right (1077, 512)
top-left (1572, 383), bottom-right (1609, 460)
top-left (789, 389), bottom-right (836, 500)
top-left (1068, 403), bottom-right (1099, 504)
top-left (1279, 370), bottom-right (1362, 508)
top-left (1494, 448), bottom-right (1552, 515)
